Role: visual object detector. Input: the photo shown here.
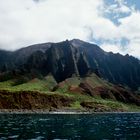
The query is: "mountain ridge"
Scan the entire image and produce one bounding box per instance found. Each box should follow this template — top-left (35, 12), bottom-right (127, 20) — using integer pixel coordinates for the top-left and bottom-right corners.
top-left (0, 39), bottom-right (140, 90)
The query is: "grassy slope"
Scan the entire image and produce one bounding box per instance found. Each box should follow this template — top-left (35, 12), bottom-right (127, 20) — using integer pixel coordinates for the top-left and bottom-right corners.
top-left (0, 75), bottom-right (56, 92)
top-left (0, 74), bottom-right (140, 112)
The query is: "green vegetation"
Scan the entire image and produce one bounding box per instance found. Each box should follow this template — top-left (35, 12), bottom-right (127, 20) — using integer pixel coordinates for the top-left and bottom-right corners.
top-left (0, 79), bottom-right (47, 92)
top-left (0, 75), bottom-right (57, 92)
top-left (83, 73), bottom-right (115, 90)
top-left (0, 74), bottom-right (140, 112)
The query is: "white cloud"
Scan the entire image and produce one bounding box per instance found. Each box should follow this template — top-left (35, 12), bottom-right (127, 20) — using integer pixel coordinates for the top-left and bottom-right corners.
top-left (125, 40), bottom-right (140, 59)
top-left (0, 0), bottom-right (140, 59)
top-left (119, 11), bottom-right (140, 39)
top-left (101, 43), bottom-right (123, 54)
top-left (102, 11), bottom-right (140, 58)
top-left (0, 0), bottom-right (104, 50)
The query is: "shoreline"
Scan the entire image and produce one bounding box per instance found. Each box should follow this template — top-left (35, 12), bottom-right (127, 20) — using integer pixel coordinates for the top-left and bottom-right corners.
top-left (0, 109), bottom-right (140, 114)
top-left (0, 109), bottom-right (90, 114)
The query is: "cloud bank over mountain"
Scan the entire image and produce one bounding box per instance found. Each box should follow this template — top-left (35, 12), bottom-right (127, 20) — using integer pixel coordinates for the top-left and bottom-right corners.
top-left (0, 0), bottom-right (140, 58)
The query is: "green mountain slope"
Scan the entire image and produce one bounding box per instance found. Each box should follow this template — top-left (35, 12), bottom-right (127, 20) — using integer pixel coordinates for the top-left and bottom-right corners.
top-left (0, 73), bottom-right (140, 112)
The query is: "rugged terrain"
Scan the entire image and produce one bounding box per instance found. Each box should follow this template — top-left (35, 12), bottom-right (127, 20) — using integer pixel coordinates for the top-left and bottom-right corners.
top-left (0, 39), bottom-right (140, 89)
top-left (0, 39), bottom-right (140, 112)
top-left (0, 74), bottom-right (140, 112)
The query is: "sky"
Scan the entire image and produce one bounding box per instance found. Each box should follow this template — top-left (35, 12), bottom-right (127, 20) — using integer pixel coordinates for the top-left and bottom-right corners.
top-left (0, 0), bottom-right (140, 58)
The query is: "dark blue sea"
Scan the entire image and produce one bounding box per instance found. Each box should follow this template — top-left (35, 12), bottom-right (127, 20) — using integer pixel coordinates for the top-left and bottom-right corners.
top-left (0, 113), bottom-right (140, 140)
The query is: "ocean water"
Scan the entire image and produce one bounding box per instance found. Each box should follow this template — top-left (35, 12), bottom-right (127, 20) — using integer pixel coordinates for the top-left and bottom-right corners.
top-left (0, 113), bottom-right (140, 140)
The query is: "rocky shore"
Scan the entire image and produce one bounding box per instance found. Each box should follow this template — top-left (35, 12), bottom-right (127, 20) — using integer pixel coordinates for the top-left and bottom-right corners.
top-left (0, 109), bottom-right (92, 114)
top-left (0, 109), bottom-right (140, 114)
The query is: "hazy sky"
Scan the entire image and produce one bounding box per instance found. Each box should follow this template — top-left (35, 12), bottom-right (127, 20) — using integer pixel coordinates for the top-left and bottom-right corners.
top-left (0, 0), bottom-right (140, 58)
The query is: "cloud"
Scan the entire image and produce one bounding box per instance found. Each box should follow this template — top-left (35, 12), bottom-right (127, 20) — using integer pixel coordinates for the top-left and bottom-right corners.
top-left (0, 0), bottom-right (140, 59)
top-left (101, 43), bottom-right (123, 54)
top-left (102, 10), bottom-right (140, 58)
top-left (0, 0), bottom-right (104, 50)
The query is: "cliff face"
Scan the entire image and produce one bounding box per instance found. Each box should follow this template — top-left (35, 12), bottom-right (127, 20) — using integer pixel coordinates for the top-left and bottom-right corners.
top-left (0, 39), bottom-right (140, 90)
top-left (71, 39), bottom-right (140, 90)
top-left (0, 90), bottom-right (74, 109)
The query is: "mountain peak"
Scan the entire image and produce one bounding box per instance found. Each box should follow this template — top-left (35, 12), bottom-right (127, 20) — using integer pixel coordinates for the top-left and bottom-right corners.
top-left (0, 39), bottom-right (140, 90)
top-left (70, 39), bottom-right (88, 46)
